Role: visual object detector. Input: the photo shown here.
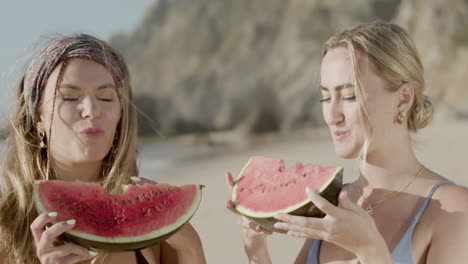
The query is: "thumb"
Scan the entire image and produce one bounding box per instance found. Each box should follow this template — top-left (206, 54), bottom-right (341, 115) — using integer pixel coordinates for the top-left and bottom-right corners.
top-left (226, 172), bottom-right (235, 192)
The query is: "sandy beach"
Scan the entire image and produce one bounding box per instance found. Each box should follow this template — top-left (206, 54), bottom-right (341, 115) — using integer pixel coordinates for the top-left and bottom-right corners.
top-left (140, 116), bottom-right (468, 264)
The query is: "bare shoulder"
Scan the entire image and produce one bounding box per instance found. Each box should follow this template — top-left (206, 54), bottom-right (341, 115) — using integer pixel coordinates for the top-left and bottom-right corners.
top-left (426, 176), bottom-right (468, 234)
top-left (431, 180), bottom-right (468, 213)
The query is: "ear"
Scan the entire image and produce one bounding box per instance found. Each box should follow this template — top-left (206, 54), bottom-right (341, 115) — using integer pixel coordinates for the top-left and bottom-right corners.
top-left (35, 111), bottom-right (45, 132)
top-left (396, 83), bottom-right (415, 113)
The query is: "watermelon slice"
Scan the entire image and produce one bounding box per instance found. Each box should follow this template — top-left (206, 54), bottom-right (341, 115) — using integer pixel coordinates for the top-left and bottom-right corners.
top-left (232, 156), bottom-right (343, 232)
top-left (33, 180), bottom-right (203, 251)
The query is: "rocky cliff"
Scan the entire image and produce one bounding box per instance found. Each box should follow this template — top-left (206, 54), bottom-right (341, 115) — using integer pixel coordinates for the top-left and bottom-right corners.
top-left (110, 0), bottom-right (468, 136)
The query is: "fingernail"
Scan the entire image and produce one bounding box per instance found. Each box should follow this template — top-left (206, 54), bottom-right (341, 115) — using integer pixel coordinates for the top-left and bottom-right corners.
top-left (48, 212), bottom-right (58, 217)
top-left (130, 176), bottom-right (140, 182)
top-left (88, 249), bottom-right (98, 256)
top-left (66, 219), bottom-right (76, 225)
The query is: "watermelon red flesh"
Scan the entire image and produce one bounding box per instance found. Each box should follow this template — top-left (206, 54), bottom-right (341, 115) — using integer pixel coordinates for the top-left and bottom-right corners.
top-left (34, 181), bottom-right (202, 245)
top-left (233, 156), bottom-right (342, 216)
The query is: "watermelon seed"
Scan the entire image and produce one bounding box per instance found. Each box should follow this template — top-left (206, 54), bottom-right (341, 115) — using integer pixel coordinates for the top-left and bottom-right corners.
top-left (240, 187), bottom-right (244, 192)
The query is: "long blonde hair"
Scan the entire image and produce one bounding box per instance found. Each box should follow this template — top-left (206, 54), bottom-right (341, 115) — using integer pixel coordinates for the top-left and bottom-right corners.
top-left (0, 34), bottom-right (138, 264)
top-left (322, 20), bottom-right (434, 160)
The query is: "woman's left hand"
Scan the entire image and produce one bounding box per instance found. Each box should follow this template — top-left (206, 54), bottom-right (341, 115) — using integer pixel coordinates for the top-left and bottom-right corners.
top-left (273, 188), bottom-right (387, 258)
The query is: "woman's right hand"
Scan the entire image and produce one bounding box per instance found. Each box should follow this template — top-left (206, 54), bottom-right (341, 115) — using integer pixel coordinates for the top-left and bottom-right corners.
top-left (226, 172), bottom-right (273, 260)
top-left (30, 212), bottom-right (98, 264)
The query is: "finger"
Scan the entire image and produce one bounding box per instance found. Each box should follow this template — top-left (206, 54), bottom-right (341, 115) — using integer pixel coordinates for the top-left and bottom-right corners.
top-left (131, 176), bottom-right (158, 186)
top-left (261, 228), bottom-right (273, 235)
top-left (274, 213), bottom-right (315, 225)
top-left (37, 219), bottom-right (76, 255)
top-left (306, 188), bottom-right (338, 216)
top-left (274, 213), bottom-right (325, 231)
top-left (57, 253), bottom-right (97, 264)
top-left (225, 172), bottom-right (235, 191)
top-left (273, 221), bottom-right (326, 240)
top-left (43, 242), bottom-right (98, 260)
top-left (338, 189), bottom-right (365, 213)
top-left (30, 212), bottom-right (58, 246)
top-left (286, 230), bottom-right (322, 239)
top-left (254, 225), bottom-right (273, 235)
top-left (226, 200), bottom-right (240, 215)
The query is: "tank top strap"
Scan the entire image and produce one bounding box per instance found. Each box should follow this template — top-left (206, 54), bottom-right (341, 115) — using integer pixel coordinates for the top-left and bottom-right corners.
top-left (408, 179), bottom-right (453, 227)
top-left (307, 239), bottom-right (322, 264)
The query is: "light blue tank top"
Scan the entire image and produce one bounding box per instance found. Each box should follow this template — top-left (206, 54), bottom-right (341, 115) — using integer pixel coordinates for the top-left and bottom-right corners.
top-left (307, 180), bottom-right (452, 264)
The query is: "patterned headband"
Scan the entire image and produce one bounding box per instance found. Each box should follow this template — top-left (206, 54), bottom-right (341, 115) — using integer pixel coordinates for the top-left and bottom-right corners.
top-left (24, 34), bottom-right (126, 119)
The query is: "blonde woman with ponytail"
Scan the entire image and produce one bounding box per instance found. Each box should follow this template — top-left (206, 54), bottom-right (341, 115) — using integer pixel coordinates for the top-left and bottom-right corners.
top-left (227, 21), bottom-right (468, 263)
top-left (0, 34), bottom-right (206, 264)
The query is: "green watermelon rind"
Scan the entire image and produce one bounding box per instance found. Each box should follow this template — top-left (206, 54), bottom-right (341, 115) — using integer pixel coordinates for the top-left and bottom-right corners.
top-left (33, 181), bottom-right (204, 251)
top-left (232, 158), bottom-right (343, 233)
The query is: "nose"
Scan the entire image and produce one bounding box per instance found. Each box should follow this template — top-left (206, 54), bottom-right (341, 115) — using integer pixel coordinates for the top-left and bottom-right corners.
top-left (323, 99), bottom-right (345, 127)
top-left (79, 96), bottom-right (102, 120)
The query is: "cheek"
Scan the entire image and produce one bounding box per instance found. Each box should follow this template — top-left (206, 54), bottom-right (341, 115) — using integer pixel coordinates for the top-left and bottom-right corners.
top-left (345, 104), bottom-right (362, 126)
top-left (55, 103), bottom-right (80, 123)
top-left (105, 102), bottom-right (122, 126)
top-left (367, 100), bottom-right (394, 130)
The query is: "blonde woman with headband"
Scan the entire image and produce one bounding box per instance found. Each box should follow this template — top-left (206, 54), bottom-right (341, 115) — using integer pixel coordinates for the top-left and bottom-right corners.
top-left (227, 21), bottom-right (468, 263)
top-left (0, 34), bottom-right (206, 264)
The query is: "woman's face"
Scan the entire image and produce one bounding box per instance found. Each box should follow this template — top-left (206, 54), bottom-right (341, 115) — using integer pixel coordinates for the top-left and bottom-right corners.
top-left (320, 47), bottom-right (398, 159)
top-left (38, 58), bottom-right (122, 165)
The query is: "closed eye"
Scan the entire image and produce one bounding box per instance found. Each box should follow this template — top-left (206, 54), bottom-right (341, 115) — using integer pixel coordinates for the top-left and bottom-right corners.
top-left (98, 98), bottom-right (113, 102)
top-left (343, 96), bottom-right (356, 101)
top-left (62, 97), bottom-right (79, 101)
top-left (319, 97), bottom-right (331, 103)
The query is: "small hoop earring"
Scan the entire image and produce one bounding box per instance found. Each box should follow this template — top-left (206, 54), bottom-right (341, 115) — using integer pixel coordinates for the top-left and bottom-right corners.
top-left (39, 131), bottom-right (47, 149)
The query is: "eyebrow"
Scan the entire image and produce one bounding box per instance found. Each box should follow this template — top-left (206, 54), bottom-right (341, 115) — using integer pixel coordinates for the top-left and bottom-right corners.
top-left (320, 83), bottom-right (354, 91)
top-left (59, 83), bottom-right (116, 90)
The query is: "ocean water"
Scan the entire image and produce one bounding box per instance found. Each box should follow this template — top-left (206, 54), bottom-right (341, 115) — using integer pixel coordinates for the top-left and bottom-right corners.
top-left (0, 139), bottom-right (220, 180)
top-left (137, 140), bottom-right (224, 179)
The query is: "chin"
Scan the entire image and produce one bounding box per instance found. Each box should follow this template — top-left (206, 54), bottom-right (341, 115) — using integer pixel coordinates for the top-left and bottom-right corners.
top-left (78, 149), bottom-right (110, 162)
top-left (334, 145), bottom-right (360, 159)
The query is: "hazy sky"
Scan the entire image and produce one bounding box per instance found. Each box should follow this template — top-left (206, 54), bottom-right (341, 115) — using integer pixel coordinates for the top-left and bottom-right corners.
top-left (0, 1), bottom-right (151, 121)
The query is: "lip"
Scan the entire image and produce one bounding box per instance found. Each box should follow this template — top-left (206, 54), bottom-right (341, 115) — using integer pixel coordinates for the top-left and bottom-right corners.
top-left (81, 128), bottom-right (104, 137)
top-left (333, 130), bottom-right (350, 141)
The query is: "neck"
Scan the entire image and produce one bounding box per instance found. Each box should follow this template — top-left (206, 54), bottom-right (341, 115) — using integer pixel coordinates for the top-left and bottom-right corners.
top-left (357, 133), bottom-right (422, 192)
top-left (50, 159), bottom-right (102, 182)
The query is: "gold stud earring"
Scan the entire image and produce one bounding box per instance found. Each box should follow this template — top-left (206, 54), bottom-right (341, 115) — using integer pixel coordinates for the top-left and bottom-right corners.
top-left (396, 111), bottom-right (406, 125)
top-left (39, 131), bottom-right (47, 149)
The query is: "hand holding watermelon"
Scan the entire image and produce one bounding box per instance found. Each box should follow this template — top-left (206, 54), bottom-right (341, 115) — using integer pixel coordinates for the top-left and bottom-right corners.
top-left (225, 172), bottom-right (273, 260)
top-left (273, 187), bottom-right (387, 259)
top-left (30, 212), bottom-right (98, 264)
